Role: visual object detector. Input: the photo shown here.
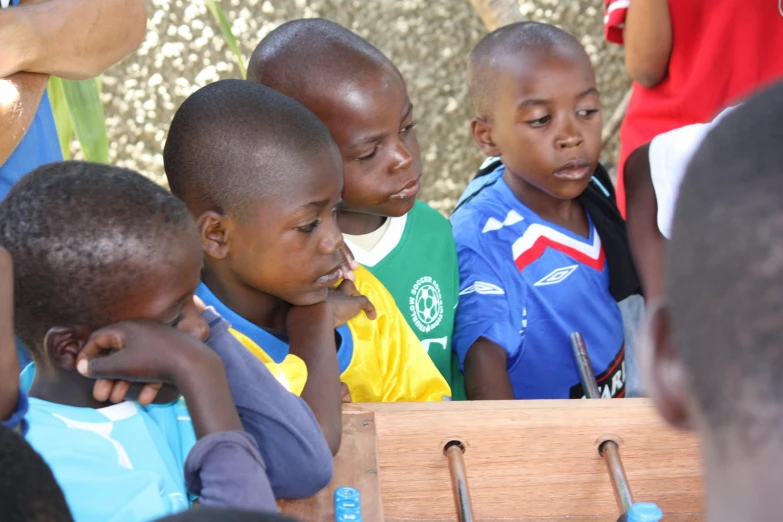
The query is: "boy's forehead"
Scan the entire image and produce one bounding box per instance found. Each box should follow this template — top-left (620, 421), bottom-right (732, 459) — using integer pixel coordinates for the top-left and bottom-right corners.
top-left (308, 63), bottom-right (405, 110)
top-left (498, 45), bottom-right (594, 83)
top-left (492, 48), bottom-right (596, 100)
top-left (236, 146), bottom-right (343, 215)
top-left (300, 66), bottom-right (409, 142)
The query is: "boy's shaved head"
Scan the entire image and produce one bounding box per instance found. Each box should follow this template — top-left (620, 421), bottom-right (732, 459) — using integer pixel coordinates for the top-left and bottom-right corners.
top-left (0, 162), bottom-right (194, 356)
top-left (468, 21), bottom-right (589, 119)
top-left (248, 18), bottom-right (395, 102)
top-left (667, 82), bottom-right (783, 444)
top-left (163, 79), bottom-right (336, 217)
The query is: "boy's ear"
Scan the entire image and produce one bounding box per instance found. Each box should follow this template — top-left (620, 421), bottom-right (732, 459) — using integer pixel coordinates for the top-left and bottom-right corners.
top-left (197, 211), bottom-right (231, 260)
top-left (44, 326), bottom-right (91, 371)
top-left (642, 299), bottom-right (694, 431)
top-left (471, 117), bottom-right (501, 158)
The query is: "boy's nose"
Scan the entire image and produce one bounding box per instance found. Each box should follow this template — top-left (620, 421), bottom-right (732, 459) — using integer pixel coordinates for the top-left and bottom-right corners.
top-left (391, 141), bottom-right (415, 172)
top-left (319, 218), bottom-right (344, 255)
top-left (557, 134), bottom-right (583, 149)
top-left (179, 297), bottom-right (210, 342)
top-left (180, 313), bottom-right (210, 342)
top-left (555, 116), bottom-right (583, 149)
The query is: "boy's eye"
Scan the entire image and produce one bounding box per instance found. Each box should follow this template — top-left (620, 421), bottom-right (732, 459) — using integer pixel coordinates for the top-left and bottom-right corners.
top-left (356, 147), bottom-right (379, 162)
top-left (297, 220), bottom-right (321, 233)
top-left (526, 115), bottom-right (551, 127)
top-left (577, 109), bottom-right (600, 118)
top-left (400, 121), bottom-right (417, 135)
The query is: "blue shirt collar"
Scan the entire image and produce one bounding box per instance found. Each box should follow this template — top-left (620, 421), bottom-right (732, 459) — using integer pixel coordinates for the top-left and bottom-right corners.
top-left (196, 282), bottom-right (354, 372)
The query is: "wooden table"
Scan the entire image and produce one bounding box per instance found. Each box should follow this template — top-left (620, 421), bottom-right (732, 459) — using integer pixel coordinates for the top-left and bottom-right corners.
top-left (280, 399), bottom-right (703, 521)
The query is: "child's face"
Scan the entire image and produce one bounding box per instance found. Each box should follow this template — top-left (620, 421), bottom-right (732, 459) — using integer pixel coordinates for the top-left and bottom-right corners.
top-left (59, 228), bottom-right (207, 405)
top-left (108, 230), bottom-right (207, 340)
top-left (304, 66), bottom-right (422, 218)
top-left (224, 146), bottom-right (346, 306)
top-left (475, 49), bottom-right (602, 201)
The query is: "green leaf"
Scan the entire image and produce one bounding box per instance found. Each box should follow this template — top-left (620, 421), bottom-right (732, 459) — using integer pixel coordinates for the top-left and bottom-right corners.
top-left (205, 0), bottom-right (247, 78)
top-left (47, 76), bottom-right (74, 160)
top-left (62, 78), bottom-right (109, 164)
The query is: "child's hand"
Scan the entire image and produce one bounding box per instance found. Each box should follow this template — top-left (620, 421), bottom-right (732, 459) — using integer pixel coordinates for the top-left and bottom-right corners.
top-left (82, 296), bottom-right (210, 406)
top-left (339, 243), bottom-right (358, 282)
top-left (0, 247), bottom-right (19, 421)
top-left (76, 319), bottom-right (222, 405)
top-left (327, 279), bottom-right (376, 328)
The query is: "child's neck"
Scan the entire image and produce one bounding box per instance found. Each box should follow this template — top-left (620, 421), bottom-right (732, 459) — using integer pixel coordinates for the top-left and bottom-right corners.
top-left (201, 267), bottom-right (290, 331)
top-left (503, 170), bottom-right (588, 238)
top-left (337, 210), bottom-right (387, 236)
top-left (29, 365), bottom-right (108, 408)
top-left (703, 436), bottom-right (783, 522)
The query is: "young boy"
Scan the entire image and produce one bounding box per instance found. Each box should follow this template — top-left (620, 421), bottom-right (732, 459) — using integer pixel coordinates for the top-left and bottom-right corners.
top-left (163, 80), bottom-right (450, 453)
top-left (0, 162), bottom-right (330, 520)
top-left (644, 82), bottom-right (783, 522)
top-left (452, 22), bottom-right (641, 400)
top-left (247, 19), bottom-right (465, 399)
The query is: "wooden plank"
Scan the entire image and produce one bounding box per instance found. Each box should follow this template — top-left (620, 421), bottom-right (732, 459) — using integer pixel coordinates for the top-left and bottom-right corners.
top-left (279, 410), bottom-right (384, 522)
top-left (348, 399), bottom-right (703, 521)
top-left (386, 513), bottom-right (703, 522)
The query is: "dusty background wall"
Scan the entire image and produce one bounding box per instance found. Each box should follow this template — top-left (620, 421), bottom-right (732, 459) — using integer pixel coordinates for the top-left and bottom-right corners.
top-left (100, 0), bottom-right (630, 215)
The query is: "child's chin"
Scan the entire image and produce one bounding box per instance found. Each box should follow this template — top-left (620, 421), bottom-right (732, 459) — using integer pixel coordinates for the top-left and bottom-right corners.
top-left (382, 197), bottom-right (416, 217)
top-left (285, 288), bottom-right (330, 307)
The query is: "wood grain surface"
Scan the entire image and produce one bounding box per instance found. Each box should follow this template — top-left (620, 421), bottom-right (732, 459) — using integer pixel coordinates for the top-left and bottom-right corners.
top-left (281, 399), bottom-right (703, 521)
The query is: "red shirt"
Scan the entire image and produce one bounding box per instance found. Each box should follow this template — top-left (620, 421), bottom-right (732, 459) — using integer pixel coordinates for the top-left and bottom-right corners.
top-left (607, 0), bottom-right (783, 214)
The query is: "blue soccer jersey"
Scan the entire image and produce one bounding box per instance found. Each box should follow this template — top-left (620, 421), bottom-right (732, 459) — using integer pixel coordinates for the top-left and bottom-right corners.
top-left (20, 365), bottom-right (196, 522)
top-left (451, 172), bottom-right (626, 400)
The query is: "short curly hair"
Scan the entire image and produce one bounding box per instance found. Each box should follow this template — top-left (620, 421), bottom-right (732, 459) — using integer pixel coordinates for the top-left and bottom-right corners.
top-left (0, 425), bottom-right (73, 522)
top-left (0, 161), bottom-right (194, 355)
top-left (163, 79), bottom-right (337, 218)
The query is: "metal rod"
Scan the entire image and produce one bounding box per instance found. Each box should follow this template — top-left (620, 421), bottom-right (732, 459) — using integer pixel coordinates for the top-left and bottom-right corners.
top-left (570, 332), bottom-right (601, 399)
top-left (569, 332), bottom-right (634, 514)
top-left (601, 440), bottom-right (634, 513)
top-left (446, 442), bottom-right (475, 522)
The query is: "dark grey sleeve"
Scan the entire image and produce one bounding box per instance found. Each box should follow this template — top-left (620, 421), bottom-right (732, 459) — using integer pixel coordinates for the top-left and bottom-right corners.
top-left (184, 430), bottom-right (276, 511)
top-left (204, 308), bottom-right (333, 499)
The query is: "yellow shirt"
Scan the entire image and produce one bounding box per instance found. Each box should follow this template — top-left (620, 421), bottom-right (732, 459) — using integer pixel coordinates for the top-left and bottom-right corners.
top-left (206, 266), bottom-right (451, 402)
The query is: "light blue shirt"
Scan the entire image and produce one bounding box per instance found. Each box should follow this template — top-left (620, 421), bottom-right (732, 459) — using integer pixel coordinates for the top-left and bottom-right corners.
top-left (21, 365), bottom-right (197, 522)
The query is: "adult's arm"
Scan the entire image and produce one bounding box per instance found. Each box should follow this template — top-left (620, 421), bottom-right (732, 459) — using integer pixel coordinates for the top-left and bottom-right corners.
top-left (623, 0), bottom-right (672, 89)
top-left (0, 0), bottom-right (147, 79)
top-left (624, 143), bottom-right (666, 300)
top-left (0, 72), bottom-right (49, 166)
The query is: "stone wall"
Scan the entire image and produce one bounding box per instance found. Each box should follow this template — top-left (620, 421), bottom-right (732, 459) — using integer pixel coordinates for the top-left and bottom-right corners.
top-left (100, 0), bottom-right (630, 214)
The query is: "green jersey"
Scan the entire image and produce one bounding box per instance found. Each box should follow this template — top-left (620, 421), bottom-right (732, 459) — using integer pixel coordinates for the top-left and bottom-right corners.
top-left (343, 201), bottom-right (466, 400)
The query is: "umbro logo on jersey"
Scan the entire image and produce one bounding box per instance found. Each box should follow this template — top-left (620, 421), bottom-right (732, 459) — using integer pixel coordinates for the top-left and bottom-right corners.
top-left (533, 265), bottom-right (578, 286)
top-left (459, 281), bottom-right (505, 296)
top-left (482, 210), bottom-right (524, 233)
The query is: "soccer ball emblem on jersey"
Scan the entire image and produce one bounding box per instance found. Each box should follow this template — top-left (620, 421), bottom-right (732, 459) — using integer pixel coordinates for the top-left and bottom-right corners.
top-left (409, 276), bottom-right (444, 333)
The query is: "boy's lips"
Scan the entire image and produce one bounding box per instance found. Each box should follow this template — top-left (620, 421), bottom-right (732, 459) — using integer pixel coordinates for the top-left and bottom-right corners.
top-left (316, 266), bottom-right (342, 287)
top-left (389, 176), bottom-right (421, 199)
top-left (554, 161), bottom-right (592, 181)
